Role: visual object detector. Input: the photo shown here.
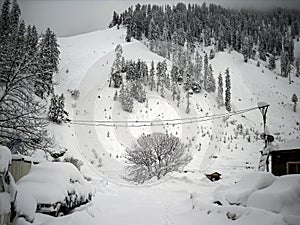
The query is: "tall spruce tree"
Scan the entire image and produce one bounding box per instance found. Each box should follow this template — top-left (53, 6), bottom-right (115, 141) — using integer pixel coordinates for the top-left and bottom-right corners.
top-left (149, 60), bottom-right (155, 91)
top-left (203, 53), bottom-right (208, 90)
top-left (217, 72), bottom-right (224, 106)
top-left (225, 68), bottom-right (231, 112)
top-left (37, 27), bottom-right (60, 98)
top-left (206, 64), bottom-right (216, 93)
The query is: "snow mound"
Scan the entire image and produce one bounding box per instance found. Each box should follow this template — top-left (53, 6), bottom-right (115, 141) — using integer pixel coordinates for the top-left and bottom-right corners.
top-left (213, 172), bottom-right (275, 206)
top-left (247, 174), bottom-right (300, 217)
top-left (0, 192), bottom-right (10, 215)
top-left (0, 145), bottom-right (11, 173)
top-left (18, 162), bottom-right (94, 205)
top-left (16, 188), bottom-right (36, 222)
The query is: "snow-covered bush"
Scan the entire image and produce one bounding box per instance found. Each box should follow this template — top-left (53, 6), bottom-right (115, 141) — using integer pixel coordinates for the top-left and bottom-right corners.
top-left (124, 133), bottom-right (192, 183)
top-left (63, 156), bottom-right (83, 171)
top-left (70, 89), bottom-right (80, 100)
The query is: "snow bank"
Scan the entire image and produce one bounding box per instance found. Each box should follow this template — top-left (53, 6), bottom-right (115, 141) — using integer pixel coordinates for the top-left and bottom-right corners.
top-left (0, 145), bottom-right (11, 173)
top-left (0, 192), bottom-right (10, 215)
top-left (16, 188), bottom-right (36, 222)
top-left (18, 162), bottom-right (94, 204)
top-left (213, 172), bottom-right (275, 206)
top-left (247, 174), bottom-right (300, 216)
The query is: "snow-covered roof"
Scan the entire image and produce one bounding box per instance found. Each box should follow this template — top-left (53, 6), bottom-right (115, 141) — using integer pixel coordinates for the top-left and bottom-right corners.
top-left (273, 139), bottom-right (300, 151)
top-left (0, 145), bottom-right (11, 173)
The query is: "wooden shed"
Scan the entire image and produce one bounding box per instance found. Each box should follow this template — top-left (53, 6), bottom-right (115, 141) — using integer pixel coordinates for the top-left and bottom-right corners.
top-left (270, 139), bottom-right (300, 176)
top-left (9, 155), bottom-right (40, 182)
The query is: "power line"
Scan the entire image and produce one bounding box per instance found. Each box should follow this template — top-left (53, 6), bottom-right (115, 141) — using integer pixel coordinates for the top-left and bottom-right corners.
top-left (69, 105), bottom-right (263, 127)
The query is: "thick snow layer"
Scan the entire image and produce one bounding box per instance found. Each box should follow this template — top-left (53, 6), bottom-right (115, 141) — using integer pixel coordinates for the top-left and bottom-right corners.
top-left (0, 145), bottom-right (11, 173)
top-left (0, 192), bottom-right (10, 215)
top-left (16, 188), bottom-right (36, 222)
top-left (247, 174), bottom-right (300, 216)
top-left (17, 162), bottom-right (94, 204)
top-left (275, 139), bottom-right (300, 151)
top-left (41, 27), bottom-right (300, 225)
top-left (213, 172), bottom-right (275, 206)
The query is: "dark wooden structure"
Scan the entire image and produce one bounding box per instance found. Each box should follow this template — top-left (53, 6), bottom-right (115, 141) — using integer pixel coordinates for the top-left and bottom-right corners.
top-left (270, 139), bottom-right (300, 176)
top-left (205, 172), bottom-right (221, 181)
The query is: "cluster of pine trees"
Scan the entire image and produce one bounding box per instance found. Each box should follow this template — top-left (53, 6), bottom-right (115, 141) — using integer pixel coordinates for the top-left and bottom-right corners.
top-left (112, 2), bottom-right (299, 80)
top-left (0, 0), bottom-right (60, 154)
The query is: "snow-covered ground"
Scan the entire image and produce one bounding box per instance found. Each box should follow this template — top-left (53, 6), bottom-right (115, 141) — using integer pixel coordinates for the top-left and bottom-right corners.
top-left (26, 26), bottom-right (300, 225)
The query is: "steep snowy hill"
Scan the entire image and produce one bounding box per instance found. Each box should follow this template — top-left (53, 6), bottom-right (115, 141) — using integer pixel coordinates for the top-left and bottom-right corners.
top-left (39, 27), bottom-right (300, 225)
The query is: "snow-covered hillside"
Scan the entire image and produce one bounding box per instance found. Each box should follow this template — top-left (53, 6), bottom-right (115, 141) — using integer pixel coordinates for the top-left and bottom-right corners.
top-left (36, 26), bottom-right (300, 225)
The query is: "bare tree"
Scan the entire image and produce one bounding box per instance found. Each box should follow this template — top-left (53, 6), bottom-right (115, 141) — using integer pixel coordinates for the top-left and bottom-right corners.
top-left (0, 37), bottom-right (53, 154)
top-left (124, 133), bottom-right (192, 183)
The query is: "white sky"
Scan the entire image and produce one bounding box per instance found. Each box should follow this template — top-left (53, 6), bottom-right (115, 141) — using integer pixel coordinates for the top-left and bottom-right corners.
top-left (2, 0), bottom-right (300, 37)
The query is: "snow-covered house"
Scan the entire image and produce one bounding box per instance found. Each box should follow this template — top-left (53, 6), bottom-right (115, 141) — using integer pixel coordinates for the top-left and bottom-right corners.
top-left (270, 139), bottom-right (300, 176)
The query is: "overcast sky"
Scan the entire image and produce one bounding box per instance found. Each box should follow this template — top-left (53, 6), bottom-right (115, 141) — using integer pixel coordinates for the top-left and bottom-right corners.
top-left (2, 0), bottom-right (300, 37)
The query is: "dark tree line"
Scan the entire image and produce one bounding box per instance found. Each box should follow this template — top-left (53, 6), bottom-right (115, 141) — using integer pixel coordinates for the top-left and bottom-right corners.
top-left (111, 2), bottom-right (299, 80)
top-left (115, 3), bottom-right (298, 57)
top-left (0, 0), bottom-right (60, 154)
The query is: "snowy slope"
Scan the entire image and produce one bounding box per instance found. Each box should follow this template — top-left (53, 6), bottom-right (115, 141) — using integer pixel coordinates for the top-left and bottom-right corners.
top-left (34, 27), bottom-right (300, 225)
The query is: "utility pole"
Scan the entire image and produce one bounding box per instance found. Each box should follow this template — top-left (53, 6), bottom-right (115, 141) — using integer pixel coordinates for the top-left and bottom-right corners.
top-left (257, 102), bottom-right (270, 171)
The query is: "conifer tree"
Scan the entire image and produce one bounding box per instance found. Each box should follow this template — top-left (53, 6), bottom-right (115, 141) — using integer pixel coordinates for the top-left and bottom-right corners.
top-left (149, 60), bottom-right (155, 91)
top-left (48, 94), bottom-right (68, 124)
top-left (203, 53), bottom-right (208, 90)
top-left (225, 68), bottom-right (231, 112)
top-left (37, 27), bottom-right (60, 98)
top-left (186, 91), bottom-right (191, 113)
top-left (120, 83), bottom-right (134, 112)
top-left (194, 51), bottom-right (202, 82)
top-left (206, 64), bottom-right (216, 93)
top-left (217, 72), bottom-right (224, 106)
top-left (110, 44), bottom-right (123, 88)
top-left (209, 49), bottom-right (215, 59)
top-left (269, 55), bottom-right (276, 70)
top-left (296, 59), bottom-right (300, 77)
top-left (171, 65), bottom-right (179, 84)
top-left (292, 93), bottom-right (298, 112)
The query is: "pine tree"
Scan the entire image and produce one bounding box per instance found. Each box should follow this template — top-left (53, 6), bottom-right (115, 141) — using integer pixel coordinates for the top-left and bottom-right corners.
top-left (269, 55), bottom-right (276, 70)
top-left (242, 35), bottom-right (251, 62)
top-left (171, 65), bottom-right (179, 84)
top-left (296, 59), bottom-right (300, 77)
top-left (172, 81), bottom-right (177, 101)
top-left (281, 51), bottom-right (291, 83)
top-left (209, 49), bottom-right (215, 59)
top-left (194, 51), bottom-right (202, 82)
top-left (203, 53), bottom-right (208, 90)
top-left (292, 93), bottom-right (298, 112)
top-left (120, 83), bottom-right (134, 112)
top-left (225, 68), bottom-right (231, 112)
top-left (176, 90), bottom-right (181, 107)
top-left (48, 94), bottom-right (68, 124)
top-left (132, 80), bottom-right (146, 102)
top-left (113, 90), bottom-right (118, 101)
top-left (217, 72), bottom-right (224, 106)
top-left (156, 61), bottom-right (162, 92)
top-left (186, 91), bottom-right (191, 113)
top-left (110, 44), bottom-right (123, 88)
top-left (149, 60), bottom-right (155, 91)
top-left (37, 27), bottom-right (60, 98)
top-left (10, 0), bottom-right (21, 38)
top-left (206, 64), bottom-right (216, 93)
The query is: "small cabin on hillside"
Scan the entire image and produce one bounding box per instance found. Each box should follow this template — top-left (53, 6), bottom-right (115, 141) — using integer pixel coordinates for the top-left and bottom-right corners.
top-left (270, 139), bottom-right (300, 176)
